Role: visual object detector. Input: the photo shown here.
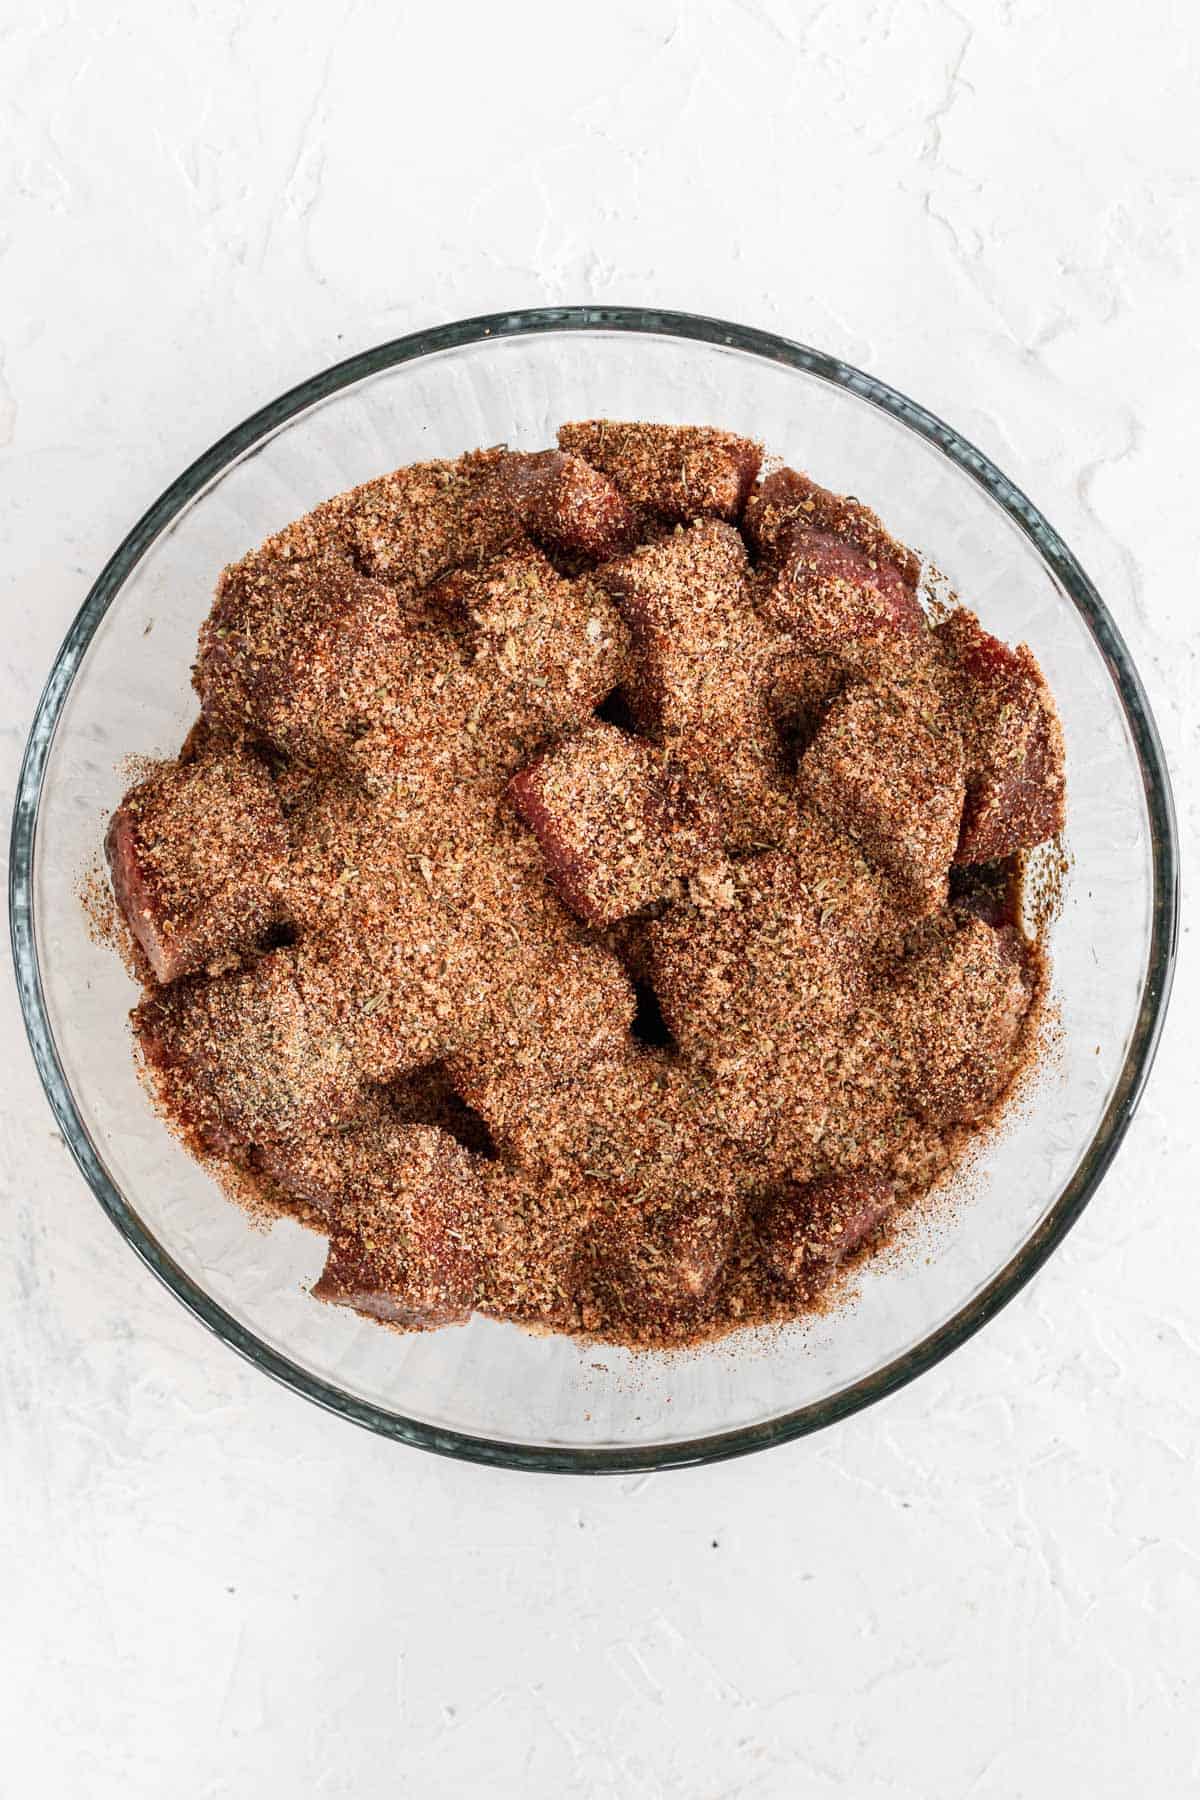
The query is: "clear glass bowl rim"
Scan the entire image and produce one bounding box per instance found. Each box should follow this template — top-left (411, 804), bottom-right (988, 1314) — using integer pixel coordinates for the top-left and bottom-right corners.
top-left (9, 305), bottom-right (1180, 1475)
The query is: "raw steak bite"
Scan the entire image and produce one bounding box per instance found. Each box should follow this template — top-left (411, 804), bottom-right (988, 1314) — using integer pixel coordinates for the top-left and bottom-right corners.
top-left (106, 748), bottom-right (286, 983)
top-left (322, 860), bottom-right (601, 1086)
top-left (278, 770), bottom-right (544, 1012)
top-left (444, 794), bottom-right (595, 967)
top-left (275, 772), bottom-right (432, 938)
top-left (284, 767), bottom-right (575, 999)
top-left (508, 720), bottom-right (722, 926)
top-left (313, 1125), bottom-right (485, 1328)
top-left (758, 527), bottom-right (925, 654)
top-left (645, 835), bottom-right (882, 1161)
top-left (195, 549), bottom-right (462, 765)
top-left (349, 453), bottom-right (518, 583)
top-left (598, 519), bottom-right (788, 846)
top-left (888, 916), bottom-right (1032, 1127)
top-left (250, 1090), bottom-right (400, 1218)
top-left (480, 939), bottom-right (636, 1072)
top-left (647, 824), bottom-right (886, 1066)
top-left (798, 684), bottom-right (965, 916)
top-left (495, 449), bottom-right (638, 559)
top-left (281, 776), bottom-right (623, 1086)
top-left (236, 450), bottom-right (520, 617)
top-left (937, 608), bottom-right (1066, 863)
top-left (551, 1051), bottom-right (745, 1324)
top-left (759, 1173), bottom-right (896, 1290)
top-left (585, 1183), bottom-right (741, 1316)
top-left (598, 514), bottom-right (751, 648)
top-left (558, 420), bottom-right (762, 522)
top-left (134, 948), bottom-right (367, 1156)
top-left (428, 542), bottom-right (631, 752)
top-left (474, 1166), bottom-right (591, 1328)
top-left (314, 450), bottom-right (518, 590)
top-left (743, 466), bottom-right (922, 590)
top-left (446, 941), bottom-right (636, 1150)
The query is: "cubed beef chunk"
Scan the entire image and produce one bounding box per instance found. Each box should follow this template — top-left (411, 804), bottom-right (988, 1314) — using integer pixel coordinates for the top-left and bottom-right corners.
top-left (598, 519), bottom-right (787, 846)
top-left (647, 823), bottom-right (885, 1065)
top-left (304, 450), bottom-right (519, 590)
top-left (760, 1173), bottom-right (896, 1289)
top-left (133, 948), bottom-right (367, 1156)
top-left (758, 527), bottom-right (924, 653)
top-left (106, 748), bottom-right (286, 983)
top-left (137, 928), bottom-right (469, 1158)
top-left (508, 720), bottom-right (722, 927)
top-left (558, 420), bottom-right (762, 523)
top-left (195, 550), bottom-right (462, 765)
top-left (495, 449), bottom-right (637, 559)
top-left (278, 784), bottom-right (513, 1081)
top-left (799, 684), bottom-right (965, 916)
top-left (429, 542), bottom-right (630, 754)
top-left (479, 939), bottom-right (636, 1074)
top-left (473, 1166), bottom-right (590, 1328)
top-left (644, 835), bottom-right (875, 1162)
top-left (888, 916), bottom-right (1032, 1126)
top-left (586, 1185), bottom-right (740, 1314)
top-left (937, 608), bottom-right (1066, 863)
top-left (279, 769), bottom-right (450, 939)
top-left (743, 466), bottom-right (922, 590)
top-left (558, 1051), bottom-right (743, 1319)
top-left (598, 515), bottom-right (751, 684)
top-left (250, 1091), bottom-right (398, 1216)
top-left (313, 1126), bottom-right (484, 1328)
top-left (446, 941), bottom-right (636, 1149)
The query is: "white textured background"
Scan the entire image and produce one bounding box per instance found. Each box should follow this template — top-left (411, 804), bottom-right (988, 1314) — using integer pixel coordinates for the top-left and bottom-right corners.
top-left (2, 2), bottom-right (1196, 1794)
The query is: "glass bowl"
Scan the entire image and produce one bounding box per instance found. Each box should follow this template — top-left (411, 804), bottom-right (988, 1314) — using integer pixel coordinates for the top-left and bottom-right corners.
top-left (10, 308), bottom-right (1179, 1473)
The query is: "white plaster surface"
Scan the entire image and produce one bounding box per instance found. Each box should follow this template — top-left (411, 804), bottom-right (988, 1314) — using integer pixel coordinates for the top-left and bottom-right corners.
top-left (1, 1), bottom-right (1196, 1793)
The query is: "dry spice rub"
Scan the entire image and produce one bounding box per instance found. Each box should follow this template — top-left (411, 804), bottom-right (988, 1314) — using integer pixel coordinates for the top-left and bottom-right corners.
top-left (105, 421), bottom-right (1065, 1349)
